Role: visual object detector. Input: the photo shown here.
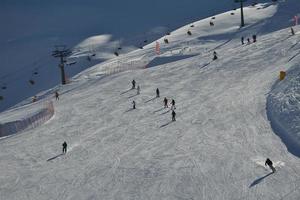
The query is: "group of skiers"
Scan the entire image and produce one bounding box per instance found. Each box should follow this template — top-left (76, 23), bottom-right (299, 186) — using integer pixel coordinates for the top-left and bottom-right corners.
top-left (131, 79), bottom-right (176, 121)
top-left (241, 34), bottom-right (257, 45)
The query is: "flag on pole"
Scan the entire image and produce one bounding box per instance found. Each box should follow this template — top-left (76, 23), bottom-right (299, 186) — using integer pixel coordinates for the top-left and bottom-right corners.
top-left (155, 41), bottom-right (160, 55)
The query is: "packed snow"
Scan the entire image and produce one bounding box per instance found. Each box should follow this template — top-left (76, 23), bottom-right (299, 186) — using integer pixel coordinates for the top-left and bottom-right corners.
top-left (1, 0), bottom-right (300, 200)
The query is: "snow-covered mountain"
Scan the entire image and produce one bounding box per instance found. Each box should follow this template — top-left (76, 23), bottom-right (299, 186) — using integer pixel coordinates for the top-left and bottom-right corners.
top-left (0, 0), bottom-right (235, 112)
top-left (1, 0), bottom-right (300, 199)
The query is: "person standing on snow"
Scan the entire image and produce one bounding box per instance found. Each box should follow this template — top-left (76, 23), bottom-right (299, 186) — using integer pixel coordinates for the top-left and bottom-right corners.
top-left (156, 88), bottom-right (160, 98)
top-left (291, 27), bottom-right (295, 35)
top-left (171, 99), bottom-right (176, 110)
top-left (247, 38), bottom-right (251, 44)
top-left (55, 91), bottom-right (59, 100)
top-left (62, 141), bottom-right (67, 154)
top-left (132, 100), bottom-right (136, 109)
top-left (172, 110), bottom-right (176, 121)
top-left (213, 51), bottom-right (218, 60)
top-left (241, 37), bottom-right (244, 45)
top-left (164, 97), bottom-right (168, 108)
top-left (252, 34), bottom-right (257, 43)
top-left (137, 85), bottom-right (140, 95)
top-left (132, 79), bottom-right (136, 89)
top-left (265, 158), bottom-right (276, 173)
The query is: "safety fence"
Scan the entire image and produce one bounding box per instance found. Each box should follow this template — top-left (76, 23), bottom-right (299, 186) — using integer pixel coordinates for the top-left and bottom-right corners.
top-left (102, 59), bottom-right (149, 75)
top-left (0, 101), bottom-right (54, 138)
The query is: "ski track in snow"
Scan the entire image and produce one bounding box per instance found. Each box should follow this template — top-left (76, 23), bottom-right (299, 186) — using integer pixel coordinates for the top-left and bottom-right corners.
top-left (1, 1), bottom-right (300, 200)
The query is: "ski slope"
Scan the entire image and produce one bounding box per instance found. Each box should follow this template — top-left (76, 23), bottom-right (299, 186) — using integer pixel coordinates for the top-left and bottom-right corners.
top-left (1, 1), bottom-right (300, 200)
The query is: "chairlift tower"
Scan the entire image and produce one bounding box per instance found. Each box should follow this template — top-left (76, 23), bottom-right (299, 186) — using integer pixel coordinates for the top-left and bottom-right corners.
top-left (52, 45), bottom-right (72, 85)
top-left (235, 0), bottom-right (247, 27)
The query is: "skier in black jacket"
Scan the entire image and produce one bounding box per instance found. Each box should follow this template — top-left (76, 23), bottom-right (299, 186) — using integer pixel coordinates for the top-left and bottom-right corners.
top-left (265, 158), bottom-right (276, 173)
top-left (62, 141), bottom-right (67, 154)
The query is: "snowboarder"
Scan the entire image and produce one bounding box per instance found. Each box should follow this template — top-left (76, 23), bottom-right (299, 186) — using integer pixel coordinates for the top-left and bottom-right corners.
top-left (265, 158), bottom-right (276, 173)
top-left (131, 79), bottom-right (136, 89)
top-left (132, 100), bottom-right (136, 109)
top-left (209, 21), bottom-right (214, 26)
top-left (213, 51), bottom-right (218, 60)
top-left (137, 85), bottom-right (140, 95)
top-left (164, 97), bottom-right (168, 108)
top-left (171, 99), bottom-right (176, 110)
top-left (247, 38), bottom-right (251, 44)
top-left (172, 110), bottom-right (176, 121)
top-left (241, 37), bottom-right (244, 45)
top-left (62, 141), bottom-right (67, 154)
top-left (291, 27), bottom-right (295, 35)
top-left (55, 91), bottom-right (59, 100)
top-left (156, 88), bottom-right (160, 98)
top-left (252, 34), bottom-right (257, 43)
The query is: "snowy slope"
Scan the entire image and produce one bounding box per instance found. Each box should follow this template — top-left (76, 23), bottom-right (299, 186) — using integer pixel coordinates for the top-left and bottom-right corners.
top-left (0, 0), bottom-right (234, 112)
top-left (1, 1), bottom-right (300, 200)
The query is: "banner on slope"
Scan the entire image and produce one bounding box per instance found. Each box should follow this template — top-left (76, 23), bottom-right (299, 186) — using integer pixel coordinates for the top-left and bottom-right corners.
top-left (155, 41), bottom-right (160, 55)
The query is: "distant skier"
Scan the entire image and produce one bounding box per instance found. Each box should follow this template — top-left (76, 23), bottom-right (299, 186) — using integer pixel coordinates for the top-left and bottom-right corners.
top-left (62, 141), bottom-right (67, 154)
top-left (132, 100), bottom-right (136, 109)
top-left (265, 158), bottom-right (276, 173)
top-left (131, 79), bottom-right (136, 89)
top-left (247, 38), bottom-right (251, 44)
top-left (241, 37), bottom-right (244, 45)
top-left (291, 27), bottom-right (295, 35)
top-left (32, 96), bottom-right (37, 103)
top-left (171, 99), bottom-right (176, 110)
top-left (172, 110), bottom-right (176, 121)
top-left (55, 91), bottom-right (59, 100)
top-left (209, 21), bottom-right (214, 26)
top-left (252, 34), bottom-right (257, 43)
top-left (137, 85), bottom-right (140, 95)
top-left (156, 88), bottom-right (160, 98)
top-left (213, 51), bottom-right (218, 60)
top-left (164, 97), bottom-right (168, 108)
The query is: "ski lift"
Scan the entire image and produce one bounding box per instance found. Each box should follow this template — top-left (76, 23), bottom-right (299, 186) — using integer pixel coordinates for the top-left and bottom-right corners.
top-left (164, 38), bottom-right (169, 44)
top-left (29, 79), bottom-right (35, 85)
top-left (187, 30), bottom-right (192, 35)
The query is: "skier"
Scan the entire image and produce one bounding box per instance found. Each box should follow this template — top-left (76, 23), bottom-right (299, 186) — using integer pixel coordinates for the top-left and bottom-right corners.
top-left (265, 158), bottom-right (276, 173)
top-left (291, 27), bottom-right (295, 35)
top-left (137, 85), bottom-right (140, 95)
top-left (252, 34), bottom-right (257, 43)
top-left (32, 96), bottom-right (37, 103)
top-left (241, 37), bottom-right (244, 45)
top-left (171, 99), bottom-right (176, 110)
top-left (247, 38), bottom-right (251, 44)
top-left (164, 97), bottom-right (168, 108)
top-left (172, 110), bottom-right (176, 121)
top-left (55, 91), bottom-right (59, 100)
top-left (131, 79), bottom-right (136, 89)
top-left (213, 51), bottom-right (218, 60)
top-left (62, 141), bottom-right (67, 154)
top-left (156, 88), bottom-right (160, 98)
top-left (132, 100), bottom-right (136, 109)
